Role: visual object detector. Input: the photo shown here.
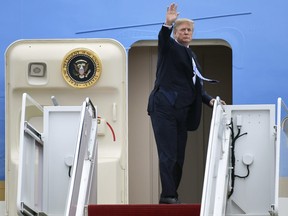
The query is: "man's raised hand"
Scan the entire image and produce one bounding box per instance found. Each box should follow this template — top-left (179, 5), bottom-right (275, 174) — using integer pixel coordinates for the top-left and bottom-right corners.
top-left (165, 3), bottom-right (179, 26)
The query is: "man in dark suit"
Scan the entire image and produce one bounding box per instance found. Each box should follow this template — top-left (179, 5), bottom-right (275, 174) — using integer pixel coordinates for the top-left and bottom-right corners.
top-left (147, 3), bottom-right (224, 204)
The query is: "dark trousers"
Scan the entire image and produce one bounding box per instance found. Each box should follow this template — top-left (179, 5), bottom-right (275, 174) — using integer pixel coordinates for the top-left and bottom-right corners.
top-left (150, 91), bottom-right (189, 198)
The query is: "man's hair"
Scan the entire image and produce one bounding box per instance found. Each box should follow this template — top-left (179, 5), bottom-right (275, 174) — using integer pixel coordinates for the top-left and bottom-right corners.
top-left (173, 18), bottom-right (194, 33)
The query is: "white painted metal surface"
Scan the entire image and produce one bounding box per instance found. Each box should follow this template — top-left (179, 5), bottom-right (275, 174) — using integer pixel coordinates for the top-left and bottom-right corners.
top-left (276, 98), bottom-right (288, 216)
top-left (17, 94), bottom-right (98, 216)
top-left (65, 98), bottom-right (98, 216)
top-left (200, 97), bottom-right (230, 216)
top-left (201, 98), bottom-right (278, 216)
top-left (42, 105), bottom-right (82, 215)
top-left (17, 93), bottom-right (44, 215)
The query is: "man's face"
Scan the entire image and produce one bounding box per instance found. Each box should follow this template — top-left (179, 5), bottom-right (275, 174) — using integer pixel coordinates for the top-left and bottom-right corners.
top-left (174, 22), bottom-right (193, 46)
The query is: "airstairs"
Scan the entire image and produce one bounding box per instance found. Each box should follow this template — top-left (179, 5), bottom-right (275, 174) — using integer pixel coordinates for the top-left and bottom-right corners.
top-left (200, 97), bottom-right (288, 216)
top-left (17, 93), bottom-right (98, 216)
top-left (15, 95), bottom-right (288, 216)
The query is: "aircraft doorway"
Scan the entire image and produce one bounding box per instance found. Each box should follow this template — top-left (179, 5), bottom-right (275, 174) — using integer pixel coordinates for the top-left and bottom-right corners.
top-left (128, 40), bottom-right (232, 204)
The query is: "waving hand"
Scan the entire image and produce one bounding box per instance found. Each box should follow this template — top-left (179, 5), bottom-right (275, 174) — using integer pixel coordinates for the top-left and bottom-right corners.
top-left (165, 3), bottom-right (179, 26)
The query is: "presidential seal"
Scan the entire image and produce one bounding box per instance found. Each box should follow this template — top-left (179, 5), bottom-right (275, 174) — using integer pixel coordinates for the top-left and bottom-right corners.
top-left (62, 48), bottom-right (102, 88)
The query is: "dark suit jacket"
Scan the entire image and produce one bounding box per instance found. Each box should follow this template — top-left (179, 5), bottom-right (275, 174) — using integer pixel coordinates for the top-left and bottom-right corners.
top-left (148, 25), bottom-right (213, 131)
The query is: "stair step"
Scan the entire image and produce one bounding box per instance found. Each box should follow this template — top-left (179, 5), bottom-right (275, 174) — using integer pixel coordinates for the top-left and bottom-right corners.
top-left (88, 204), bottom-right (201, 216)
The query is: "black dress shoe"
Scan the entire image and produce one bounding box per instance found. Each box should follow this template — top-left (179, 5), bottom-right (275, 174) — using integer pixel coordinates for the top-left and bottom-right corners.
top-left (159, 197), bottom-right (181, 204)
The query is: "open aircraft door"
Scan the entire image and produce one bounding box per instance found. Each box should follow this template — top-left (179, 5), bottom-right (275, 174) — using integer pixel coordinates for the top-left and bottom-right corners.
top-left (5, 39), bottom-right (128, 216)
top-left (200, 97), bottom-right (288, 216)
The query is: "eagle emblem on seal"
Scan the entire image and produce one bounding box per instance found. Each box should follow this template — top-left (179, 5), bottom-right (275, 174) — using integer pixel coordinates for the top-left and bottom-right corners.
top-left (62, 48), bottom-right (102, 88)
top-left (73, 59), bottom-right (91, 79)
